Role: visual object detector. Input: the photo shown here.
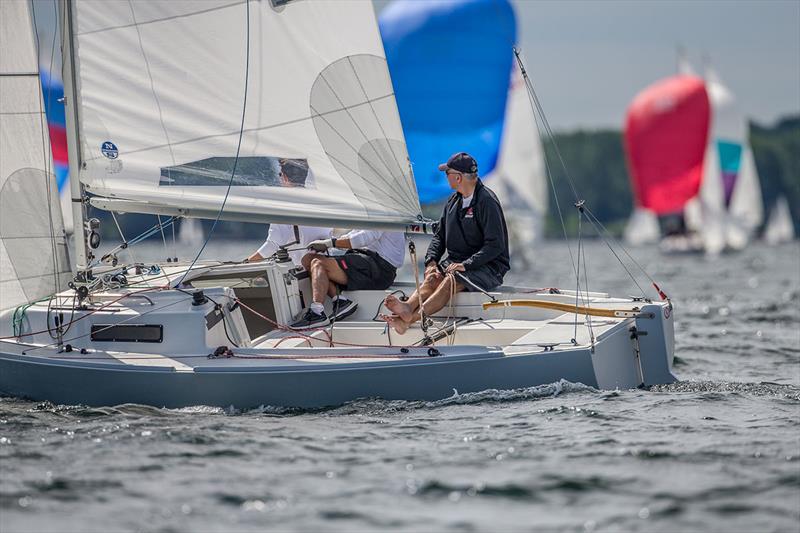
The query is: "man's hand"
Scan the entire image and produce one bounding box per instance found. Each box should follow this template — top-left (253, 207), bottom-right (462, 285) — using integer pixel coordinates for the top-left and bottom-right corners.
top-left (444, 262), bottom-right (465, 274)
top-left (424, 261), bottom-right (442, 281)
top-left (306, 239), bottom-right (330, 253)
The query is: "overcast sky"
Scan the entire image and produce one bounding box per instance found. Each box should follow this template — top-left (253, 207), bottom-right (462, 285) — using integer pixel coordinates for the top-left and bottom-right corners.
top-left (33, 0), bottom-right (799, 131)
top-left (506, 0), bottom-right (800, 130)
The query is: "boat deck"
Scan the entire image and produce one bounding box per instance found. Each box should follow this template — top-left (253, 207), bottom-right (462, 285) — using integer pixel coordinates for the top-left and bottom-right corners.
top-left (0, 310), bottom-right (629, 372)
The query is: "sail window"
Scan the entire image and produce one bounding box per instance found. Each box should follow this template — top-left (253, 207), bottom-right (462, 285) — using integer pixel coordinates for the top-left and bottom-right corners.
top-left (159, 157), bottom-right (313, 188)
top-left (91, 325), bottom-right (164, 343)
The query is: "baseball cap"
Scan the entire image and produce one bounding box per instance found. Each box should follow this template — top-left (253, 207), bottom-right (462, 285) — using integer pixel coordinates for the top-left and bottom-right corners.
top-left (438, 152), bottom-right (478, 174)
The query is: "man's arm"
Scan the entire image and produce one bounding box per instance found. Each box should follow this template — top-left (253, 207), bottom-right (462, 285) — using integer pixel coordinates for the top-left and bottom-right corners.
top-left (461, 200), bottom-right (505, 270)
top-left (250, 224), bottom-right (291, 260)
top-left (341, 229), bottom-right (382, 250)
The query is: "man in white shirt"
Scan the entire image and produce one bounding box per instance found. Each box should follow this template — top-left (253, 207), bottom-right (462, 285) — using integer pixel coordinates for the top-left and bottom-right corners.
top-left (290, 230), bottom-right (405, 329)
top-left (245, 225), bottom-right (333, 265)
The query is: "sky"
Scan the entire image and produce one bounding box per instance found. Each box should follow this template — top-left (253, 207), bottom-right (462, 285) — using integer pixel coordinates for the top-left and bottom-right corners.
top-left (506, 0), bottom-right (800, 130)
top-left (32, 0), bottom-right (800, 131)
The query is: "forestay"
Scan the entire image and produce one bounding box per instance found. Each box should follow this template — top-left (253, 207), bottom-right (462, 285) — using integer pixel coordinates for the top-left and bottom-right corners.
top-left (0, 0), bottom-right (72, 311)
top-left (70, 0), bottom-right (421, 228)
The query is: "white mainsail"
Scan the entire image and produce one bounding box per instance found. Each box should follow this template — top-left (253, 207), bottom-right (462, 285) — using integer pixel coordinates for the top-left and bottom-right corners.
top-left (69, 0), bottom-right (421, 229)
top-left (485, 67), bottom-right (547, 249)
top-left (0, 0), bottom-right (72, 311)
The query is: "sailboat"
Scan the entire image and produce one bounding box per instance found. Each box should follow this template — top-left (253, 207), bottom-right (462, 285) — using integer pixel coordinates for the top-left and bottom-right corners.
top-left (763, 196), bottom-right (796, 245)
top-left (0, 0), bottom-right (676, 409)
top-left (379, 0), bottom-right (547, 257)
top-left (624, 57), bottom-right (763, 254)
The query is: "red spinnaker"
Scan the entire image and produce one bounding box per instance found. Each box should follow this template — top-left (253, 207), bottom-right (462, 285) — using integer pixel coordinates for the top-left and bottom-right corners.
top-left (624, 75), bottom-right (710, 215)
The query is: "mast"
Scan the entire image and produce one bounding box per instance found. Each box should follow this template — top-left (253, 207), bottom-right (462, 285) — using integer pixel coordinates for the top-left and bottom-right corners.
top-left (60, 0), bottom-right (89, 275)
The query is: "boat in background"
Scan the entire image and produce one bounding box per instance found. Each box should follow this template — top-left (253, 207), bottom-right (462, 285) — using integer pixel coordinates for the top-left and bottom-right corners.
top-left (624, 74), bottom-right (710, 253)
top-left (624, 57), bottom-right (764, 254)
top-left (763, 196), bottom-right (796, 245)
top-left (380, 0), bottom-right (547, 262)
top-left (0, 0), bottom-right (676, 409)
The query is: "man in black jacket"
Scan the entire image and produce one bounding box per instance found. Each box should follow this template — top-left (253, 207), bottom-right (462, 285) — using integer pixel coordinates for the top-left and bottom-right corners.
top-left (383, 152), bottom-right (510, 334)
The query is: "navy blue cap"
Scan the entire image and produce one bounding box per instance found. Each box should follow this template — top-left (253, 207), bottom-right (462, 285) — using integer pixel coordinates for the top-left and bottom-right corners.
top-left (438, 152), bottom-right (478, 174)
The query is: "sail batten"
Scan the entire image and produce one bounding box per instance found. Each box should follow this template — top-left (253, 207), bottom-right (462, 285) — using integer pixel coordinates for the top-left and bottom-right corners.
top-left (71, 0), bottom-right (421, 226)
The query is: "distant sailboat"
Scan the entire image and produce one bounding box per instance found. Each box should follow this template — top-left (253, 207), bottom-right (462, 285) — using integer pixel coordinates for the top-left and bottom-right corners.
top-left (690, 63), bottom-right (763, 253)
top-left (624, 74), bottom-right (710, 252)
top-left (624, 57), bottom-right (763, 254)
top-left (763, 196), bottom-right (795, 245)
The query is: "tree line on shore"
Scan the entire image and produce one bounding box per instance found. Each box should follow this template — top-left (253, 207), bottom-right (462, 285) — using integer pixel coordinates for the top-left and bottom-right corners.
top-left (541, 114), bottom-right (799, 238)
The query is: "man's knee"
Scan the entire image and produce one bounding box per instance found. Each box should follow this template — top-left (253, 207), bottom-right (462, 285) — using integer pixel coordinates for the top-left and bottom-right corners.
top-left (300, 253), bottom-right (315, 271)
top-left (309, 256), bottom-right (328, 275)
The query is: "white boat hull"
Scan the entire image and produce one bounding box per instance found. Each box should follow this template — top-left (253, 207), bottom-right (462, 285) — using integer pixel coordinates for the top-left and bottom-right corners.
top-left (0, 263), bottom-right (677, 409)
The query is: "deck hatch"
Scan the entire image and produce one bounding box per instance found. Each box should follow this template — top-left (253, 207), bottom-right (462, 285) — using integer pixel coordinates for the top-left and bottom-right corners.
top-left (91, 324), bottom-right (164, 343)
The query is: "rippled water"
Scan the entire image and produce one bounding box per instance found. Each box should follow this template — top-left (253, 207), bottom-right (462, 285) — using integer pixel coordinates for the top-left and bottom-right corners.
top-left (1, 241), bottom-right (798, 532)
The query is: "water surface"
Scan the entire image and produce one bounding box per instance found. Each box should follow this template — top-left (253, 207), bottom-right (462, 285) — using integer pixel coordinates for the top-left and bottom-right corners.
top-left (1, 240), bottom-right (798, 532)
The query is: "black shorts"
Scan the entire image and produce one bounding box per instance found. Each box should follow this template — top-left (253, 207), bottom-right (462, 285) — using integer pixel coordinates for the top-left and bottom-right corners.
top-left (337, 249), bottom-right (397, 291)
top-left (440, 260), bottom-right (502, 293)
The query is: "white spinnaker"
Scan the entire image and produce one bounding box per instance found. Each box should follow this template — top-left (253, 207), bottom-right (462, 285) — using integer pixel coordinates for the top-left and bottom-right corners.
top-left (0, 0), bottom-right (72, 312)
top-left (485, 67), bottom-right (547, 248)
top-left (71, 0), bottom-right (420, 227)
top-left (704, 66), bottom-right (763, 249)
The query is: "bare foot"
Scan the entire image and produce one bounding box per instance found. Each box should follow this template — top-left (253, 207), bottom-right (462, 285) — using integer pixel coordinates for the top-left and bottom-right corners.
top-left (384, 294), bottom-right (413, 322)
top-left (380, 313), bottom-right (410, 335)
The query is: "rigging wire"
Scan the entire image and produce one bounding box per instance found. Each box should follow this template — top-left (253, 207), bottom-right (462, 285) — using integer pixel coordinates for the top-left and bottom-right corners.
top-left (177, 0), bottom-right (251, 287)
top-left (513, 48), bottom-right (665, 302)
top-left (156, 214), bottom-right (169, 259)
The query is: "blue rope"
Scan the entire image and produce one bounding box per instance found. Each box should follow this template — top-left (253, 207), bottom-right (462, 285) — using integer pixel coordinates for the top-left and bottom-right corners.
top-left (177, 0), bottom-right (251, 286)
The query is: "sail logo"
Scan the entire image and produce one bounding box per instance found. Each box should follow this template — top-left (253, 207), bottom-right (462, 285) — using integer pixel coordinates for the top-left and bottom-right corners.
top-left (101, 141), bottom-right (119, 159)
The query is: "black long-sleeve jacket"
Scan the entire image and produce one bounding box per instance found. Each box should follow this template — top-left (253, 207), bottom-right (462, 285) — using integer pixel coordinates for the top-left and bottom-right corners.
top-left (424, 180), bottom-right (510, 277)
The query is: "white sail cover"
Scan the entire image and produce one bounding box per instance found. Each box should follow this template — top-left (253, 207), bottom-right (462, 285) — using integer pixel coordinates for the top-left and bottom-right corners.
top-left (0, 0), bottom-right (72, 311)
top-left (485, 68), bottom-right (547, 248)
top-left (71, 0), bottom-right (421, 227)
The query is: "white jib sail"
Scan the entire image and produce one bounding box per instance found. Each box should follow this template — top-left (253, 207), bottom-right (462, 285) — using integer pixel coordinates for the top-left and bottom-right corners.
top-left (70, 0), bottom-right (421, 228)
top-left (485, 66), bottom-right (548, 248)
top-left (0, 0), bottom-right (72, 311)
